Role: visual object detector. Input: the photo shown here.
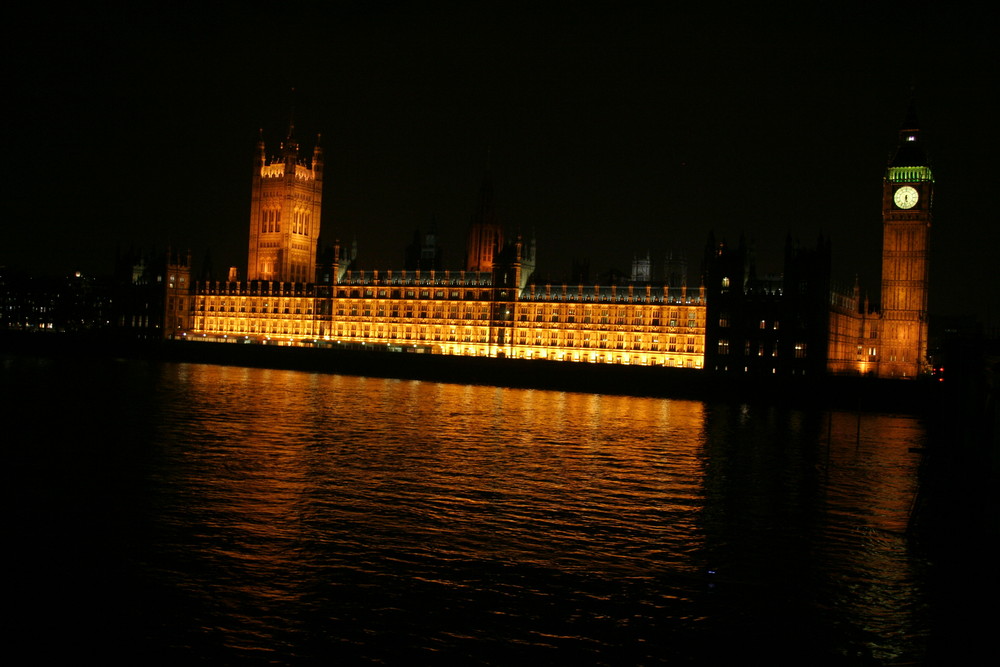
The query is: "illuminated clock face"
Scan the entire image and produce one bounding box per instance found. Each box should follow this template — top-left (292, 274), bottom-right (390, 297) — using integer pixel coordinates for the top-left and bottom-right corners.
top-left (893, 185), bottom-right (919, 209)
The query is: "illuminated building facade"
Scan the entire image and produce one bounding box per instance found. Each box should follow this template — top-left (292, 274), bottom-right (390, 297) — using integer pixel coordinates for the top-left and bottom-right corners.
top-left (177, 128), bottom-right (707, 367)
top-left (826, 281), bottom-right (880, 376)
top-left (173, 112), bottom-right (930, 378)
top-left (186, 238), bottom-right (706, 368)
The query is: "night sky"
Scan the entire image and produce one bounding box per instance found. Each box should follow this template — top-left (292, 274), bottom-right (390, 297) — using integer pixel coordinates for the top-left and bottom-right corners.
top-left (7, 2), bottom-right (996, 320)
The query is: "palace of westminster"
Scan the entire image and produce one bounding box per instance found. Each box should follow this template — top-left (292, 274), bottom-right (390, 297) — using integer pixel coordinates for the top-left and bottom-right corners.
top-left (158, 111), bottom-right (932, 380)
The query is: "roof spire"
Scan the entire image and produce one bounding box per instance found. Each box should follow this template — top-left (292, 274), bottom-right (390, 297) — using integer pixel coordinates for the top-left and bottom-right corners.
top-left (901, 95), bottom-right (919, 135)
top-left (890, 98), bottom-right (929, 169)
top-left (281, 88), bottom-right (298, 155)
top-left (256, 128), bottom-right (266, 165)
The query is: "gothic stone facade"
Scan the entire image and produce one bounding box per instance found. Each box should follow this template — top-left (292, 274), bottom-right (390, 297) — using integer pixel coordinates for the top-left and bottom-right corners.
top-left (167, 115), bottom-right (929, 379)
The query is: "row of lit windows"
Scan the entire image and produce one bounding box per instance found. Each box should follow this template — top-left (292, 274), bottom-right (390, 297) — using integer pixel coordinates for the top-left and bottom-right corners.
top-left (337, 288), bottom-right (492, 300)
top-left (331, 298), bottom-right (487, 315)
top-left (521, 293), bottom-right (704, 304)
top-left (330, 328), bottom-right (492, 344)
top-left (717, 316), bottom-right (782, 330)
top-left (326, 317), bottom-right (704, 341)
top-left (195, 317), bottom-right (316, 336)
top-left (517, 333), bottom-right (699, 352)
top-left (338, 274), bottom-right (490, 288)
top-left (516, 315), bottom-right (702, 327)
top-left (518, 303), bottom-right (701, 317)
top-left (198, 299), bottom-right (314, 314)
top-left (201, 306), bottom-right (315, 315)
top-left (716, 340), bottom-right (808, 358)
top-left (507, 347), bottom-right (703, 367)
top-left (197, 283), bottom-right (316, 296)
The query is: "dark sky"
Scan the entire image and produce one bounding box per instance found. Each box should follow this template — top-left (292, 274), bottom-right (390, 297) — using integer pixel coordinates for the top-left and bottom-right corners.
top-left (6, 2), bottom-right (996, 320)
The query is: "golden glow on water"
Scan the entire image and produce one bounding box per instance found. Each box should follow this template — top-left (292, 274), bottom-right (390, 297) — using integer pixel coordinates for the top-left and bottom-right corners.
top-left (9, 356), bottom-right (928, 663)
top-left (165, 364), bottom-right (712, 583)
top-left (813, 412), bottom-right (927, 659)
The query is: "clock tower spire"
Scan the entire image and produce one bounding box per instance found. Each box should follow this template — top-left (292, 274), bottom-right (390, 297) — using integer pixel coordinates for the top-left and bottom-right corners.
top-left (878, 103), bottom-right (932, 378)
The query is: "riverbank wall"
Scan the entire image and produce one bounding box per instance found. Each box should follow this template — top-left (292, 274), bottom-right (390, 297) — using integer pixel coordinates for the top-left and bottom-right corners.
top-left (2, 330), bottom-right (937, 413)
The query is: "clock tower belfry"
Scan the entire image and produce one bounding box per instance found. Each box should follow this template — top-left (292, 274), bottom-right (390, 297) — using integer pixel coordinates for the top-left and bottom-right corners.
top-left (878, 105), bottom-right (932, 378)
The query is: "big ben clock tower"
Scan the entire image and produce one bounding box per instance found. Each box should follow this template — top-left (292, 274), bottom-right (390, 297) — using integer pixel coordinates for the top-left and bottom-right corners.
top-left (878, 105), bottom-right (932, 378)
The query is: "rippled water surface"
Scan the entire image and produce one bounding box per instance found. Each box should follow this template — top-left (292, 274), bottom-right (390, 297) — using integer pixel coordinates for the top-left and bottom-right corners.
top-left (7, 356), bottom-right (932, 664)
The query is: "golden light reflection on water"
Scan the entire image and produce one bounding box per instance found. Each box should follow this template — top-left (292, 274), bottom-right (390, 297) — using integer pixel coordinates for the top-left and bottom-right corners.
top-left (0, 350), bottom-right (942, 665)
top-left (815, 412), bottom-right (928, 661)
top-left (146, 362), bottom-right (929, 663)
top-left (164, 365), bottom-right (711, 572)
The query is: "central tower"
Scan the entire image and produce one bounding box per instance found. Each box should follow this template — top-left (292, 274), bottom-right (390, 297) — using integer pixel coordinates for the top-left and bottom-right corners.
top-left (466, 172), bottom-right (503, 272)
top-left (247, 125), bottom-right (323, 283)
top-left (878, 105), bottom-right (932, 378)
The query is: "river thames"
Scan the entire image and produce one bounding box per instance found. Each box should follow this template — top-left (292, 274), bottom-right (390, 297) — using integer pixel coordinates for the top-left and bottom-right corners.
top-left (4, 354), bottom-right (982, 664)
